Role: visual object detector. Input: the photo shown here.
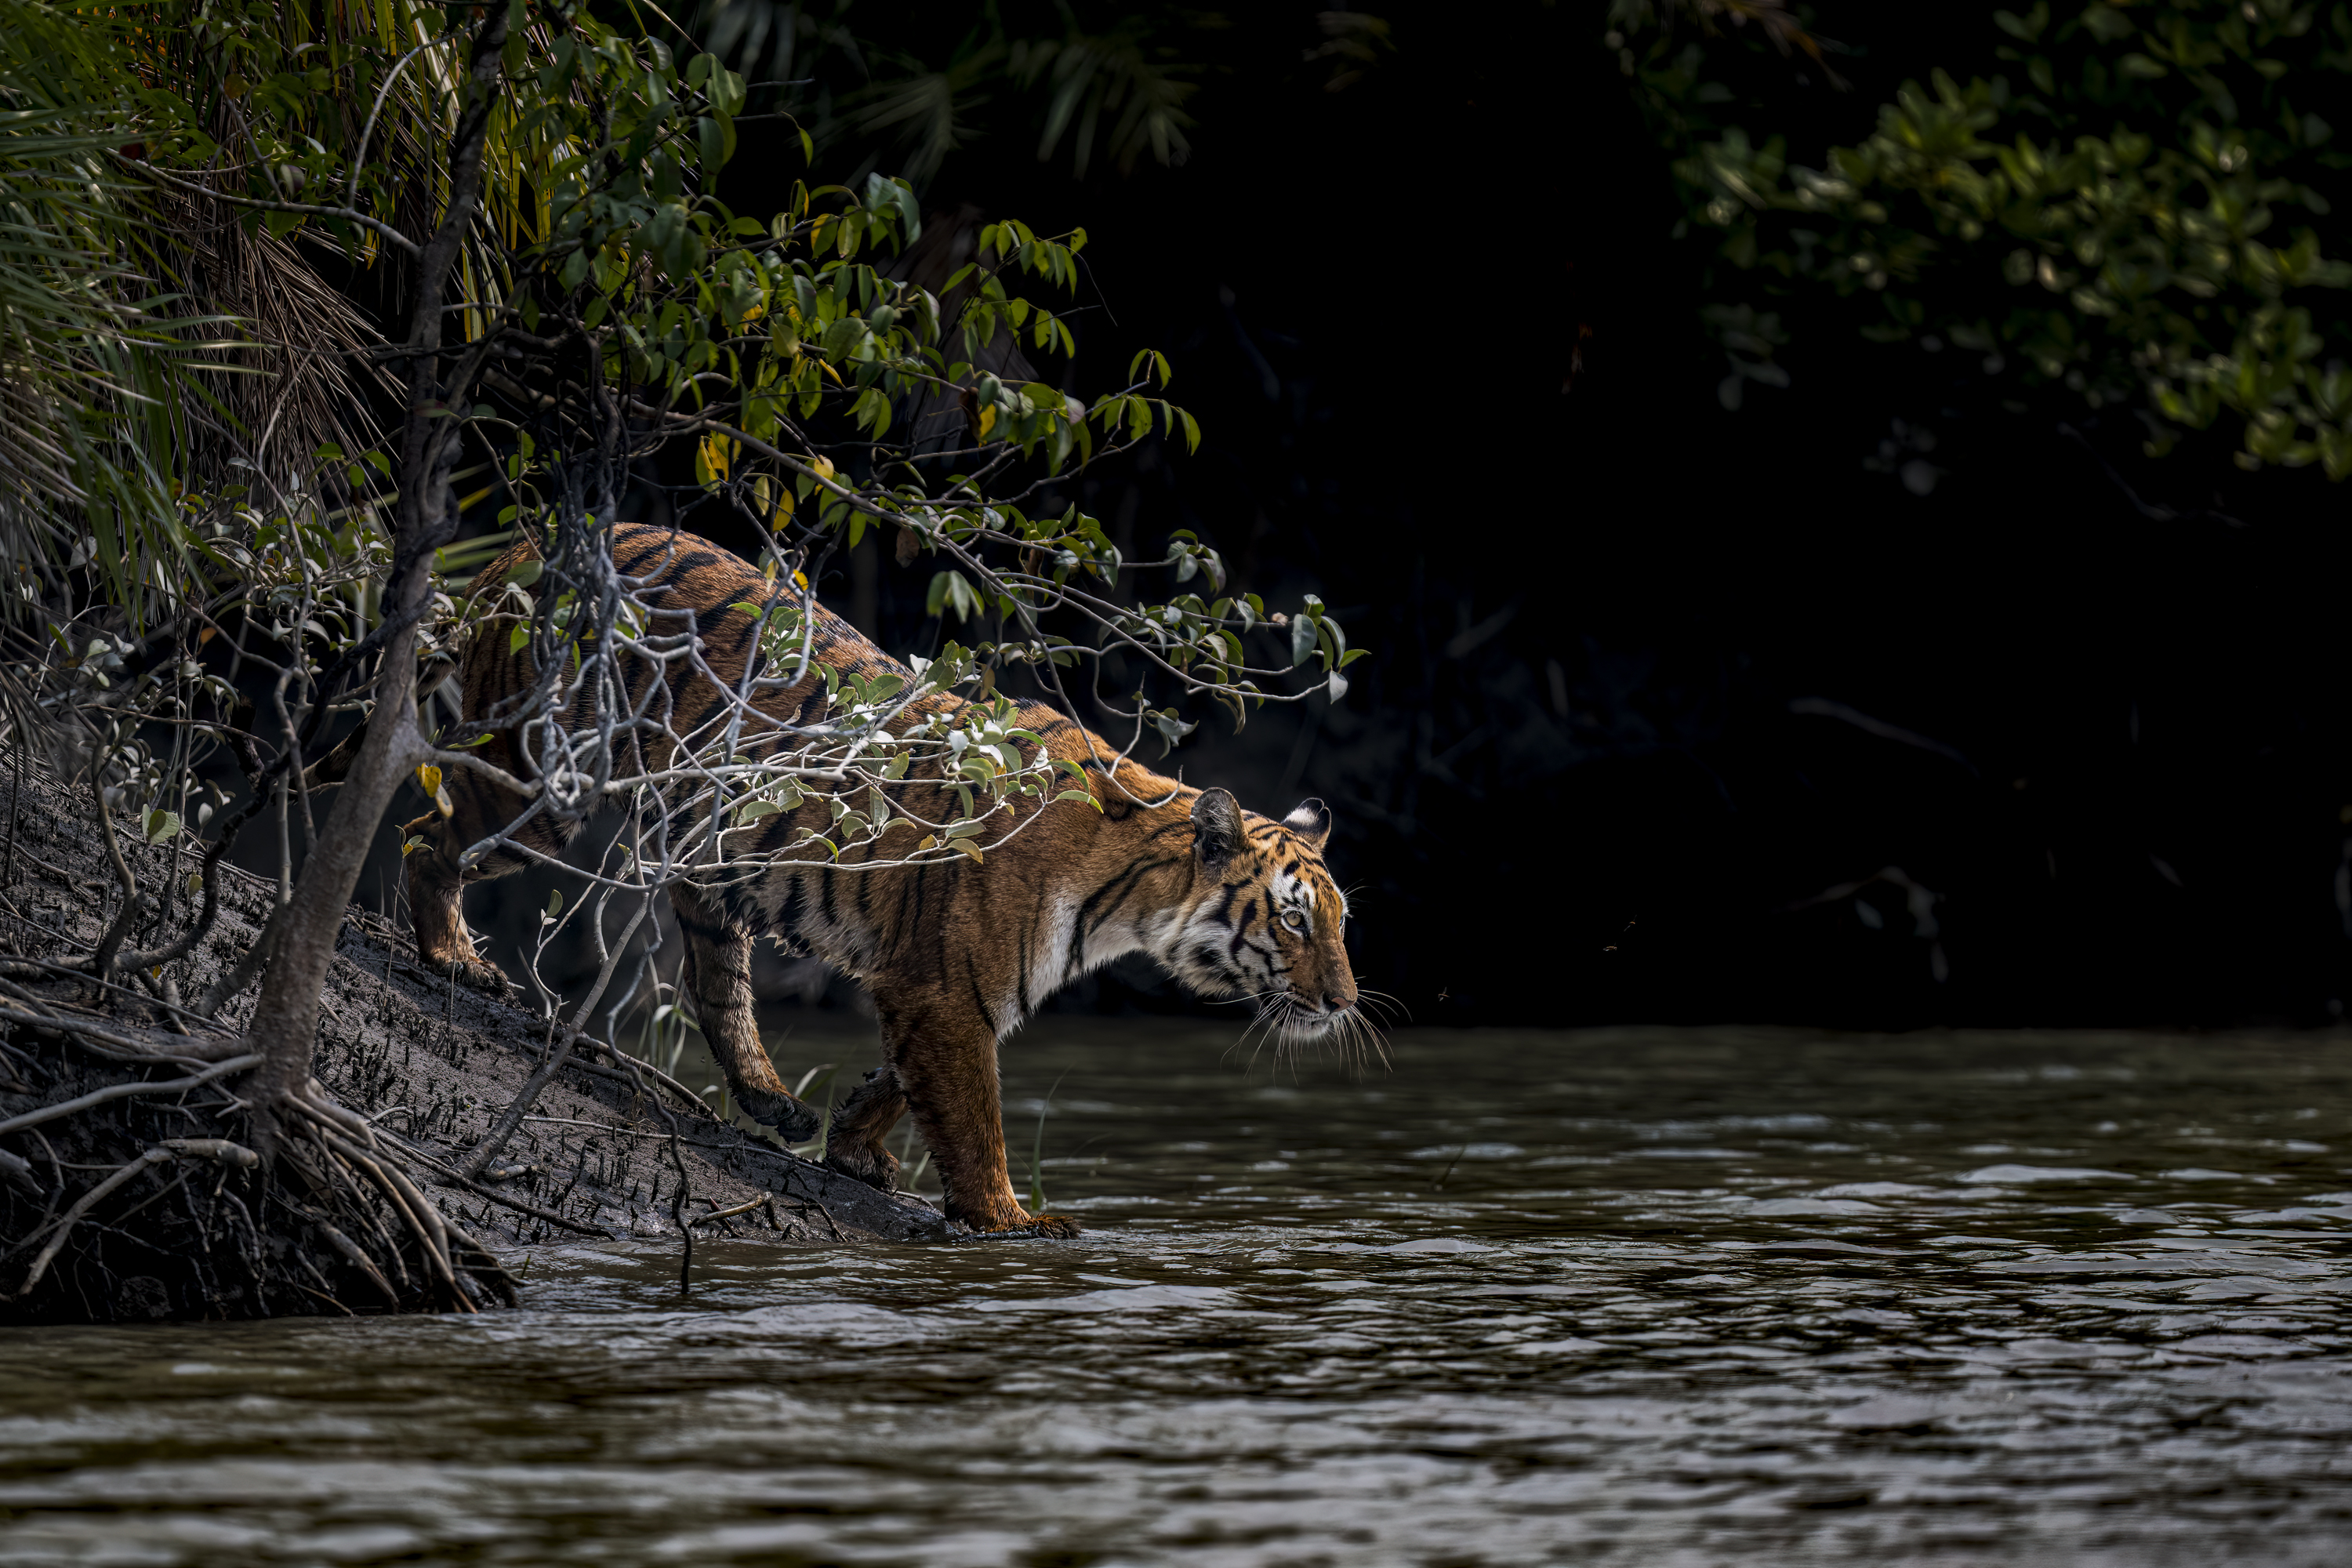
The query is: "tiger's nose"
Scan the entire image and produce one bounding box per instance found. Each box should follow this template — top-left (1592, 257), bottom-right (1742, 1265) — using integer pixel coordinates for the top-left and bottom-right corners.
top-left (1324, 984), bottom-right (1356, 1012)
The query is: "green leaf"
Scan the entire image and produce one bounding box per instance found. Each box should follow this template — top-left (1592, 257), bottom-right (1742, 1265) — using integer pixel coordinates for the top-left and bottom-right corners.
top-left (862, 171), bottom-right (923, 245)
top-left (821, 314), bottom-right (866, 358)
top-left (143, 808), bottom-right (181, 844)
top-left (1290, 614), bottom-right (1316, 668)
top-left (927, 569), bottom-right (981, 622)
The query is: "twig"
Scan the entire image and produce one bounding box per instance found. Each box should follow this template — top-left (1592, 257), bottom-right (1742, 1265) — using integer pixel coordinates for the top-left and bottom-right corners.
top-left (0, 1054), bottom-right (261, 1140)
top-left (669, 1116), bottom-right (694, 1290)
top-left (345, 38), bottom-right (456, 216)
top-left (0, 953), bottom-right (236, 1030)
top-left (89, 779), bottom-right (143, 978)
top-left (572, 1035), bottom-right (720, 1120)
top-left (805, 1196), bottom-right (845, 1243)
top-left (292, 1281), bottom-right (356, 1316)
top-left (0, 999), bottom-right (245, 1066)
top-left (5, 740), bottom-right (20, 888)
top-left (459, 898), bottom-right (655, 1180)
top-left (457, 1031), bottom-right (575, 1181)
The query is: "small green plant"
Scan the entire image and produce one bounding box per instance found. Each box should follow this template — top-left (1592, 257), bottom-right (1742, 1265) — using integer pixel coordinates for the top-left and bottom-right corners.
top-left (786, 1062), bottom-right (840, 1160)
top-left (1023, 1069), bottom-right (1070, 1213)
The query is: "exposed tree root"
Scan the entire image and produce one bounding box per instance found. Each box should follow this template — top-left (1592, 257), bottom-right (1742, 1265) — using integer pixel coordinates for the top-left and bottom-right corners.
top-left (0, 1011), bottom-right (514, 1319)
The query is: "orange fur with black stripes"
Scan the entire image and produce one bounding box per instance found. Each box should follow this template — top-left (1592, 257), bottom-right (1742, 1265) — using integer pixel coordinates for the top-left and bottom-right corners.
top-left (402, 521), bottom-right (1360, 1234)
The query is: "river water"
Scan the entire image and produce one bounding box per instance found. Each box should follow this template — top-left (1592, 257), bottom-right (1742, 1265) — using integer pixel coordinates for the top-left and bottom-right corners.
top-left (4, 1023), bottom-right (2351, 1565)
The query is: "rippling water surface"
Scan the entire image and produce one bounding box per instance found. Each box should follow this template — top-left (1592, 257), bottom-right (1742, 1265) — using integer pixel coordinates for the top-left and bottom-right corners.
top-left (6, 1023), bottom-right (2352, 1565)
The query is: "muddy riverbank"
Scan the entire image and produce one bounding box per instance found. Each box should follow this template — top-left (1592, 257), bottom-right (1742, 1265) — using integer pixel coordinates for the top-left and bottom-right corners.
top-left (0, 758), bottom-right (948, 1323)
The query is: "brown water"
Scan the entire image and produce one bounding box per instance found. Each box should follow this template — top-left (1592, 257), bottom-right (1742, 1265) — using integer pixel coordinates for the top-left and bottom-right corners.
top-left (5, 1023), bottom-right (2352, 1566)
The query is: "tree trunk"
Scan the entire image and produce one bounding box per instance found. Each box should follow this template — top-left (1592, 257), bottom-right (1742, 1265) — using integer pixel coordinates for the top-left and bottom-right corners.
top-left (240, 7), bottom-right (511, 1136)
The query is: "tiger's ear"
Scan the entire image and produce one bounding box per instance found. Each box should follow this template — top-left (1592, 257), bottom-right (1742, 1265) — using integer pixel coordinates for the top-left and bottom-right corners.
top-left (1283, 797), bottom-right (1331, 849)
top-left (1191, 787), bottom-right (1246, 870)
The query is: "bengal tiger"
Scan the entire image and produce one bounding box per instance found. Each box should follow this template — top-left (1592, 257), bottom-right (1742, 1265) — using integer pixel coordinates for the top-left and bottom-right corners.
top-left (397, 521), bottom-right (1363, 1236)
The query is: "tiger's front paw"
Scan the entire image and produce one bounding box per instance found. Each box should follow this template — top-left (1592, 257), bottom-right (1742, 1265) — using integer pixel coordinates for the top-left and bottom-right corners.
top-left (822, 1137), bottom-right (901, 1193)
top-left (736, 1087), bottom-right (822, 1142)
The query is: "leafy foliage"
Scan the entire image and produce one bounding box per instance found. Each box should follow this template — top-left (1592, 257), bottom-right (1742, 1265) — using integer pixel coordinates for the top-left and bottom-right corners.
top-left (1619, 0), bottom-right (2352, 477)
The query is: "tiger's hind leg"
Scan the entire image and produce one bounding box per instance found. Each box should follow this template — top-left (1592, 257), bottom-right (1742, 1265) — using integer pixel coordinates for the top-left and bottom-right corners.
top-left (405, 810), bottom-right (510, 996)
top-left (672, 884), bottom-right (822, 1140)
top-left (823, 1067), bottom-right (908, 1192)
top-left (405, 757), bottom-right (575, 996)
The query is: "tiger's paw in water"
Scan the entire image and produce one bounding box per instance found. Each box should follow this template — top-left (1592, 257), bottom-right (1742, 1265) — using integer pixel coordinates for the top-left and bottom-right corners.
top-left (966, 1212), bottom-right (1083, 1240)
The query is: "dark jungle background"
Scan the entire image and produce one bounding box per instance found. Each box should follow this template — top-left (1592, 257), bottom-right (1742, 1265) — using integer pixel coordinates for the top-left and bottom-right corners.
top-left (412, 1), bottom-right (2352, 1031)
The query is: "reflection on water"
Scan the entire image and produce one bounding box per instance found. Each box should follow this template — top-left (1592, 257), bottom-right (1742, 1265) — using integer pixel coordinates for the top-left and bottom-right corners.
top-left (5, 1023), bottom-right (2352, 1565)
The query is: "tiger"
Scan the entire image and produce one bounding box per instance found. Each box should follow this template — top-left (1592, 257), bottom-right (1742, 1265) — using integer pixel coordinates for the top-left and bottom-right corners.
top-left (397, 521), bottom-right (1363, 1236)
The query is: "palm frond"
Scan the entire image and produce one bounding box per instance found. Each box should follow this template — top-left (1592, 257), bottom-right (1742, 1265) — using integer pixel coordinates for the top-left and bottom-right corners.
top-left (1013, 28), bottom-right (1196, 179)
top-left (0, 0), bottom-right (212, 633)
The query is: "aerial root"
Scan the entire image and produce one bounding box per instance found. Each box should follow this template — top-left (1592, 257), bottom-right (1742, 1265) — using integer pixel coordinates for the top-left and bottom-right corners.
top-left (288, 1086), bottom-right (517, 1312)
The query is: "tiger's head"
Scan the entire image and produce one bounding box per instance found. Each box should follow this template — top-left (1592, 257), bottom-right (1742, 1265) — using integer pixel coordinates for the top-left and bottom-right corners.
top-left (1161, 787), bottom-right (1371, 1053)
